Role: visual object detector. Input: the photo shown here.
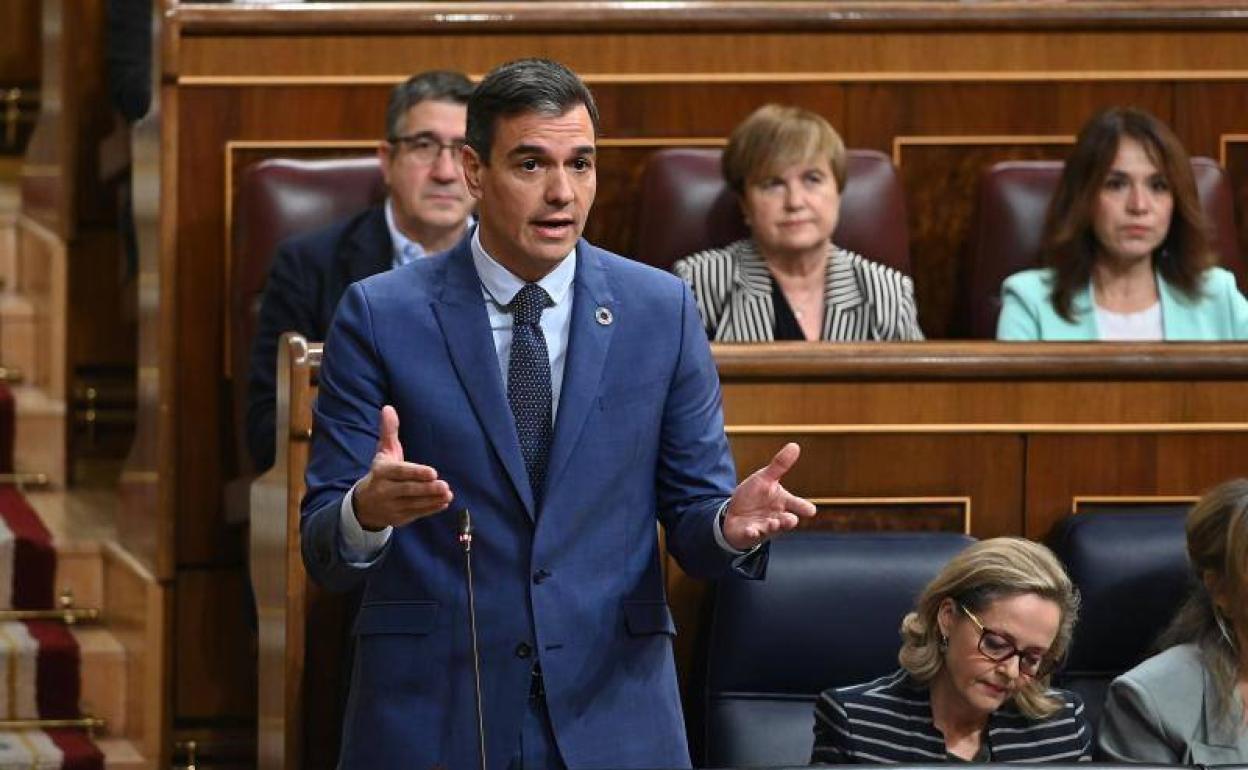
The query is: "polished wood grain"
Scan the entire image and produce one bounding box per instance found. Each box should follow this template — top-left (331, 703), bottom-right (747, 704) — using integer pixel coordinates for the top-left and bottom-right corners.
top-left (119, 0), bottom-right (172, 581)
top-left (175, 568), bottom-right (256, 718)
top-left (1025, 432), bottom-right (1248, 538)
top-left (172, 2), bottom-right (1248, 35)
top-left (177, 31), bottom-right (1248, 82)
top-left (251, 335), bottom-right (333, 770)
top-left (714, 341), bottom-right (1248, 380)
top-left (0, 1), bottom-right (40, 87)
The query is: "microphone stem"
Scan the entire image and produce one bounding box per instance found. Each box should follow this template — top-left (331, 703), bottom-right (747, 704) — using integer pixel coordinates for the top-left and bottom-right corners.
top-left (461, 515), bottom-right (487, 770)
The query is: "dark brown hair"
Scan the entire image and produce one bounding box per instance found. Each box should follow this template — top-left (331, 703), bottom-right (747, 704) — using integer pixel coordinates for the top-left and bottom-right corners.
top-left (1041, 107), bottom-right (1213, 321)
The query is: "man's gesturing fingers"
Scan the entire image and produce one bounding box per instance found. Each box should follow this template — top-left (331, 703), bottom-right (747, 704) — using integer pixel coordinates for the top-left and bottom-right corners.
top-left (375, 405), bottom-right (404, 462)
top-left (354, 409), bottom-right (454, 531)
top-left (354, 458), bottom-right (454, 530)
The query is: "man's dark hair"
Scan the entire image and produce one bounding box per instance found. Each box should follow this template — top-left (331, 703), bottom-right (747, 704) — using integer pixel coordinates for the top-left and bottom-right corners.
top-left (466, 58), bottom-right (600, 164)
top-left (384, 70), bottom-right (474, 141)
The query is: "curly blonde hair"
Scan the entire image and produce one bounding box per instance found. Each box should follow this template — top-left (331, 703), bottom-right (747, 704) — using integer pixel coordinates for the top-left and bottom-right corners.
top-left (898, 538), bottom-right (1080, 719)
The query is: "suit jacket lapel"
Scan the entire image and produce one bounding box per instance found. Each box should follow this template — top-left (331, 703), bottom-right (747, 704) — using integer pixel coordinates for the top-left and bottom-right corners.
top-left (1195, 664), bottom-right (1248, 758)
top-left (722, 242), bottom-right (774, 342)
top-left (432, 239), bottom-right (536, 518)
top-left (341, 204), bottom-right (394, 284)
top-left (1158, 272), bottom-right (1198, 340)
top-left (824, 247), bottom-right (867, 340)
top-left (544, 241), bottom-right (615, 503)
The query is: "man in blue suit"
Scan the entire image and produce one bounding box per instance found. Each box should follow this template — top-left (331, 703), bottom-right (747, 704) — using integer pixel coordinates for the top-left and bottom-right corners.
top-left (246, 69), bottom-right (475, 471)
top-left (301, 58), bottom-right (815, 769)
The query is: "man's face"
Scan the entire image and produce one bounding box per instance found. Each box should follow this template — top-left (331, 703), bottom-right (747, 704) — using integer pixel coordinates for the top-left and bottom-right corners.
top-left (378, 100), bottom-right (473, 243)
top-left (462, 104), bottom-right (597, 282)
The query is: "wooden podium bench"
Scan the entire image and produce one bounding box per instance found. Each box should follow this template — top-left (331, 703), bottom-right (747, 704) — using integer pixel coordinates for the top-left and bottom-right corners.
top-left (253, 337), bottom-right (1248, 769)
top-left (249, 334), bottom-right (343, 770)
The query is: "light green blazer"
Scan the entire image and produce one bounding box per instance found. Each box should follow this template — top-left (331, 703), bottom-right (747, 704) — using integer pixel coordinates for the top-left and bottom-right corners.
top-left (997, 266), bottom-right (1248, 340)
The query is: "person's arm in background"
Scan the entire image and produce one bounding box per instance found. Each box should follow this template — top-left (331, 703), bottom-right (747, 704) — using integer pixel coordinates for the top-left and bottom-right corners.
top-left (246, 240), bottom-right (317, 472)
top-left (105, 0), bottom-right (152, 124)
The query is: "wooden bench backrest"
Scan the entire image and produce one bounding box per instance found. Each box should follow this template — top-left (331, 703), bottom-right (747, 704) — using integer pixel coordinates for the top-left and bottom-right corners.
top-left (250, 334), bottom-right (344, 770)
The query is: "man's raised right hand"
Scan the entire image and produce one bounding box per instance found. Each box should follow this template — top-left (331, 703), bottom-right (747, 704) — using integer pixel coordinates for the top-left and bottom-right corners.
top-left (352, 405), bottom-right (454, 531)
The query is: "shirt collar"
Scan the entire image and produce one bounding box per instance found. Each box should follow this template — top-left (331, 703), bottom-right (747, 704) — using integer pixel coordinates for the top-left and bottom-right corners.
top-left (470, 227), bottom-right (576, 308)
top-left (385, 197), bottom-right (476, 267)
top-left (384, 198), bottom-right (423, 267)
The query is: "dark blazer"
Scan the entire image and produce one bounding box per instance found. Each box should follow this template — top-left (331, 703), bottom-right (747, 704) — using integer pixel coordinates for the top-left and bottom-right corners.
top-left (301, 236), bottom-right (763, 769)
top-left (812, 669), bottom-right (1093, 764)
top-left (245, 204), bottom-right (391, 471)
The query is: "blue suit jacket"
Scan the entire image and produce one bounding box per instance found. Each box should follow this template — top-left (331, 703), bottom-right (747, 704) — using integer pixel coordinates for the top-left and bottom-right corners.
top-left (997, 266), bottom-right (1248, 340)
top-left (301, 236), bottom-right (757, 769)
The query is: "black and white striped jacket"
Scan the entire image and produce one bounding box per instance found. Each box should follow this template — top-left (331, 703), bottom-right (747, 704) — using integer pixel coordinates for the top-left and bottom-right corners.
top-left (672, 239), bottom-right (923, 342)
top-left (812, 669), bottom-right (1093, 764)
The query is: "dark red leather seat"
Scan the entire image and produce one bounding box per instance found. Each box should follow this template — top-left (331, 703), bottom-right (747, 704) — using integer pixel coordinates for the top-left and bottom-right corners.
top-left (634, 148), bottom-right (911, 275)
top-left (228, 157), bottom-right (385, 491)
top-left (963, 157), bottom-right (1243, 339)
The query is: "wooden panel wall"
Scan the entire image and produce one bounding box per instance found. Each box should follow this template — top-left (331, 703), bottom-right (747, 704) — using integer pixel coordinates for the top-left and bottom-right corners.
top-left (0, 0), bottom-right (40, 87)
top-left (155, 0), bottom-right (1248, 748)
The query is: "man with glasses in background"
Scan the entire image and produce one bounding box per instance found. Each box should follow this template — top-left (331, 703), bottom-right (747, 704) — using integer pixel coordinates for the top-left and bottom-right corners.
top-left (247, 70), bottom-right (475, 472)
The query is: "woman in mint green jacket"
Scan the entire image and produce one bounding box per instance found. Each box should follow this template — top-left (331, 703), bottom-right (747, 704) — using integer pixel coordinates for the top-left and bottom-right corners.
top-left (997, 107), bottom-right (1248, 341)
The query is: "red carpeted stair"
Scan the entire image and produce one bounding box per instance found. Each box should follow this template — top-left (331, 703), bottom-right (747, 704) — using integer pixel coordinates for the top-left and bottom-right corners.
top-left (0, 383), bottom-right (103, 770)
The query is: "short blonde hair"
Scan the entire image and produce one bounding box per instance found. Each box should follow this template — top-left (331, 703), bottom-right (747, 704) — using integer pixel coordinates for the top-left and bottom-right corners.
top-left (898, 538), bottom-right (1080, 719)
top-left (721, 104), bottom-right (847, 196)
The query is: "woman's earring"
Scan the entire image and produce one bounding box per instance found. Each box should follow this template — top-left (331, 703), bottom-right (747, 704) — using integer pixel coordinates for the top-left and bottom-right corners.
top-left (1214, 609), bottom-right (1239, 653)
top-left (938, 634), bottom-right (949, 654)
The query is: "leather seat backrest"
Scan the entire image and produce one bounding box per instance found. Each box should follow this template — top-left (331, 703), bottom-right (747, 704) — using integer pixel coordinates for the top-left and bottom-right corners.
top-left (963, 157), bottom-right (1243, 338)
top-left (1049, 508), bottom-right (1191, 728)
top-left (704, 531), bottom-right (974, 767)
top-left (229, 156), bottom-right (385, 476)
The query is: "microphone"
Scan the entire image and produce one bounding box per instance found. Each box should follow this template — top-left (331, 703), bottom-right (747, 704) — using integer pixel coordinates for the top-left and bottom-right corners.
top-left (459, 510), bottom-right (487, 770)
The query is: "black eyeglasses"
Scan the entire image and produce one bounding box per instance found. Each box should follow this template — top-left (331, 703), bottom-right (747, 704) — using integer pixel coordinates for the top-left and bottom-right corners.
top-left (388, 132), bottom-right (466, 165)
top-left (958, 603), bottom-right (1058, 678)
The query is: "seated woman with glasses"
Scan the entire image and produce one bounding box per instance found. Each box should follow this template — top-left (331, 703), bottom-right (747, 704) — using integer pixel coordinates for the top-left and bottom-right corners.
top-left (997, 106), bottom-right (1248, 340)
top-left (673, 104), bottom-right (923, 342)
top-left (1097, 479), bottom-right (1248, 762)
top-left (811, 538), bottom-right (1091, 763)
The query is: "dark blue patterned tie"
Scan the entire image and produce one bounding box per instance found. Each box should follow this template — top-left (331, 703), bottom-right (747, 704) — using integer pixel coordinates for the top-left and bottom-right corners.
top-left (508, 283), bottom-right (553, 503)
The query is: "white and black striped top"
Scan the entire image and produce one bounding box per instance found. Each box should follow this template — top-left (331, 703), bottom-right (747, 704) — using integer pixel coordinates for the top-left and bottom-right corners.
top-left (672, 239), bottom-right (924, 342)
top-left (812, 669), bottom-right (1093, 764)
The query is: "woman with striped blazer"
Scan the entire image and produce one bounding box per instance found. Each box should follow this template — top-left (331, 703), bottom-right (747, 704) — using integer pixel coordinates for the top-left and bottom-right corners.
top-left (671, 104), bottom-right (923, 342)
top-left (812, 539), bottom-right (1093, 764)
